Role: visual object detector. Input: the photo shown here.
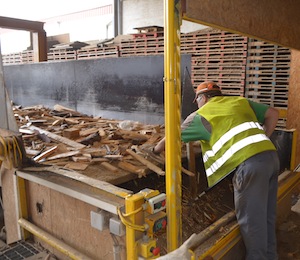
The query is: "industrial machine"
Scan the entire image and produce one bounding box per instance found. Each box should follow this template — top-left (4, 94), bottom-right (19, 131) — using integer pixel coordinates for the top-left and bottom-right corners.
top-left (1, 0), bottom-right (300, 259)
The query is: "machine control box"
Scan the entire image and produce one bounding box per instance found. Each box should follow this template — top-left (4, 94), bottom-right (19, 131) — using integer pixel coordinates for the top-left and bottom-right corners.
top-left (145, 211), bottom-right (167, 237)
top-left (147, 193), bottom-right (166, 214)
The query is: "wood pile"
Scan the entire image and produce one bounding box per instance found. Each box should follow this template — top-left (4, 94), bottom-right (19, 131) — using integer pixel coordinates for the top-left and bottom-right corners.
top-left (13, 104), bottom-right (185, 185)
top-left (13, 104), bottom-right (236, 255)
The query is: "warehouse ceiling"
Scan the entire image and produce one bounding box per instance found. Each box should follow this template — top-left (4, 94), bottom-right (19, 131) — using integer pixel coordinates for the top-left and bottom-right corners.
top-left (182, 0), bottom-right (300, 50)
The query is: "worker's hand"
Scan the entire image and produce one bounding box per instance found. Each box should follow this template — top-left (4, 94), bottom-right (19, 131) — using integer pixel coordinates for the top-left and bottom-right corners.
top-left (156, 233), bottom-right (198, 260)
top-left (139, 143), bottom-right (160, 155)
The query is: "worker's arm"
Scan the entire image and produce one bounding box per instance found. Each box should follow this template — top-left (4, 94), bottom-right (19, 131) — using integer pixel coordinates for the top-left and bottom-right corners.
top-left (153, 112), bottom-right (210, 154)
top-left (248, 100), bottom-right (279, 137)
top-left (263, 107), bottom-right (279, 137)
top-left (153, 137), bottom-right (165, 154)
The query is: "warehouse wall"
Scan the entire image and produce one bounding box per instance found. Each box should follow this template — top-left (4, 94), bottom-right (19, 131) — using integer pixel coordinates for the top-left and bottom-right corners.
top-left (4, 55), bottom-right (194, 125)
top-left (122, 0), bottom-right (206, 34)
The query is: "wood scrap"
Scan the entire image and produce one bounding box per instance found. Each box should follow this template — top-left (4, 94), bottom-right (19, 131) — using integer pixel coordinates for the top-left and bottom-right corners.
top-left (116, 129), bottom-right (149, 142)
top-left (47, 150), bottom-right (80, 161)
top-left (28, 125), bottom-right (86, 149)
top-left (181, 167), bottom-right (195, 177)
top-left (79, 132), bottom-right (101, 145)
top-left (53, 104), bottom-right (84, 117)
top-left (62, 128), bottom-right (80, 139)
top-left (79, 127), bottom-right (99, 137)
top-left (117, 161), bottom-right (146, 178)
top-left (126, 149), bottom-right (165, 176)
top-left (34, 145), bottom-right (58, 162)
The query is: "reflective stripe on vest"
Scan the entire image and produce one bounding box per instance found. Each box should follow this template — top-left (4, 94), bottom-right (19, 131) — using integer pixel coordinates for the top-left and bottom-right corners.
top-left (203, 121), bottom-right (263, 163)
top-left (205, 133), bottom-right (269, 177)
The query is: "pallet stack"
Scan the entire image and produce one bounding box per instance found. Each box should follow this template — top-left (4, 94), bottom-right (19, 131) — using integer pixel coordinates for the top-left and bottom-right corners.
top-left (119, 26), bottom-right (164, 57)
top-left (181, 28), bottom-right (248, 96)
top-left (47, 48), bottom-right (77, 62)
top-left (77, 46), bottom-right (119, 59)
top-left (245, 39), bottom-right (291, 127)
top-left (2, 52), bottom-right (22, 64)
top-left (245, 39), bottom-right (290, 107)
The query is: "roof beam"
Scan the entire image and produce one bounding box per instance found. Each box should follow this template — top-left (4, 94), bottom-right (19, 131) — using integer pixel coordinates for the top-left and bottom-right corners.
top-left (0, 16), bottom-right (44, 32)
top-left (182, 0), bottom-right (300, 50)
top-left (0, 16), bottom-right (47, 62)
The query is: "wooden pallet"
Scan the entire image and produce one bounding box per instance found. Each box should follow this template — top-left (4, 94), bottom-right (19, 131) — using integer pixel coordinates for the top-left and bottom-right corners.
top-left (77, 46), bottom-right (119, 59)
top-left (2, 53), bottom-right (22, 65)
top-left (47, 50), bottom-right (77, 61)
top-left (21, 51), bottom-right (34, 63)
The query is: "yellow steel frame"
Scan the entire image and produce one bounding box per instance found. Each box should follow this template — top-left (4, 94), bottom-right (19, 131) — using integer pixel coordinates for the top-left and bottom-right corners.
top-left (164, 0), bottom-right (183, 251)
top-left (125, 193), bottom-right (145, 260)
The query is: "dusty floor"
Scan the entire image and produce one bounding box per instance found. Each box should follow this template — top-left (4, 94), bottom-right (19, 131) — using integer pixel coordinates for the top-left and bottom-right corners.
top-left (277, 199), bottom-right (300, 260)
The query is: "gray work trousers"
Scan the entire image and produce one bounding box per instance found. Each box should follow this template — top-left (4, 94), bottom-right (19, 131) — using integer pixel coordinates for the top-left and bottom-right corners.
top-left (233, 150), bottom-right (280, 260)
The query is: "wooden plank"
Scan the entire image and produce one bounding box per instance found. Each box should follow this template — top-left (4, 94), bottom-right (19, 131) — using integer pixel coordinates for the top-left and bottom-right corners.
top-left (125, 149), bottom-right (165, 176)
top-left (33, 145), bottom-right (58, 162)
top-left (117, 161), bottom-right (146, 177)
top-left (28, 125), bottom-right (86, 149)
top-left (23, 166), bottom-right (132, 198)
top-left (47, 151), bottom-right (80, 161)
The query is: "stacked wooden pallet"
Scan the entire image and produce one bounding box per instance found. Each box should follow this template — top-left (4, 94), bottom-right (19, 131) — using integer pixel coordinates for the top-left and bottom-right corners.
top-left (47, 48), bottom-right (77, 61)
top-left (119, 26), bottom-right (164, 57)
top-left (245, 39), bottom-right (291, 107)
top-left (21, 50), bottom-right (34, 63)
top-left (245, 39), bottom-right (291, 128)
top-left (2, 52), bottom-right (22, 65)
top-left (181, 28), bottom-right (248, 96)
top-left (77, 46), bottom-right (119, 59)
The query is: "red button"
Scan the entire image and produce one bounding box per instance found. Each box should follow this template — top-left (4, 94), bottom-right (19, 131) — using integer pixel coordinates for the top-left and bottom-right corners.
top-left (151, 247), bottom-right (161, 256)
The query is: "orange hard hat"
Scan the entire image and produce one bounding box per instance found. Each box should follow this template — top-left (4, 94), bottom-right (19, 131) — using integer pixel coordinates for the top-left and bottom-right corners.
top-left (193, 81), bottom-right (221, 102)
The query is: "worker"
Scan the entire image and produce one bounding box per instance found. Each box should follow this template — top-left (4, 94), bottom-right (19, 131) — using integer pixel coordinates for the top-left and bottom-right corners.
top-left (153, 81), bottom-right (280, 260)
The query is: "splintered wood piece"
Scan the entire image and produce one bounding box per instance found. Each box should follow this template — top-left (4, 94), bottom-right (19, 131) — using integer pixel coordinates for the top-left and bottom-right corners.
top-left (117, 161), bottom-right (146, 178)
top-left (101, 162), bottom-right (119, 173)
top-left (116, 129), bottom-right (149, 142)
top-left (64, 118), bottom-right (80, 125)
top-left (181, 167), bottom-right (195, 177)
top-left (82, 147), bottom-right (107, 157)
top-left (189, 211), bottom-right (236, 251)
top-left (125, 149), bottom-right (165, 176)
top-left (33, 145), bottom-right (58, 162)
top-left (79, 127), bottom-right (99, 137)
top-left (63, 128), bottom-right (80, 139)
top-left (52, 119), bottom-right (63, 126)
top-left (28, 125), bottom-right (86, 149)
top-left (47, 150), bottom-right (80, 161)
top-left (72, 155), bottom-right (92, 162)
top-left (53, 104), bottom-right (83, 116)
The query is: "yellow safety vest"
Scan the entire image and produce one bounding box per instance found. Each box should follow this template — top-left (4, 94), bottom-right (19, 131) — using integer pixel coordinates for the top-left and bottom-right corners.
top-left (198, 96), bottom-right (276, 187)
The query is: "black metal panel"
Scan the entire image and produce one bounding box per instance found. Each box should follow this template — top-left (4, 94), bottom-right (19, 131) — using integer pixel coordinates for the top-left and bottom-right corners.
top-left (4, 55), bottom-right (193, 124)
top-left (270, 129), bottom-right (294, 172)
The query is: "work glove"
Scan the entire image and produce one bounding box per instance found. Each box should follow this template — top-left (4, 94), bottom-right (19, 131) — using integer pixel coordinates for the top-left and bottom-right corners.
top-left (156, 233), bottom-right (198, 260)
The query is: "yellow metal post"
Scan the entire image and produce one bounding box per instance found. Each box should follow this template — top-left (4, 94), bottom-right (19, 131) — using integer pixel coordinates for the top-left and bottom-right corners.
top-left (17, 176), bottom-right (30, 239)
top-left (164, 0), bottom-right (183, 251)
top-left (125, 193), bottom-right (145, 260)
